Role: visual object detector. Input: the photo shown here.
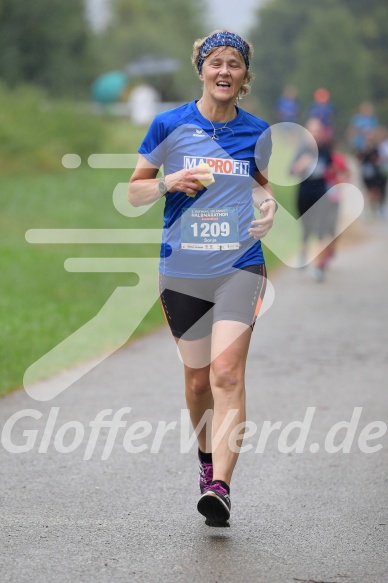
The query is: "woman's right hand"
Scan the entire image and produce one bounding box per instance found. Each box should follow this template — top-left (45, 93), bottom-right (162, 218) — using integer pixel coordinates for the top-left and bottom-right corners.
top-left (166, 165), bottom-right (214, 196)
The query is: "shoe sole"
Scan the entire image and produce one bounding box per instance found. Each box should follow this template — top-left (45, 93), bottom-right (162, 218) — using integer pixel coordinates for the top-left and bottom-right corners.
top-left (197, 492), bottom-right (230, 527)
top-left (205, 518), bottom-right (230, 528)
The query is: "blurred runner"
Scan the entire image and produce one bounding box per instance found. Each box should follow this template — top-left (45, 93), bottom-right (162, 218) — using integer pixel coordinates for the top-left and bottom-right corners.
top-left (348, 101), bottom-right (378, 157)
top-left (291, 117), bottom-right (333, 281)
top-left (359, 129), bottom-right (386, 218)
top-left (306, 88), bottom-right (334, 143)
top-left (276, 84), bottom-right (300, 124)
top-left (377, 126), bottom-right (388, 217)
top-left (322, 146), bottom-right (350, 267)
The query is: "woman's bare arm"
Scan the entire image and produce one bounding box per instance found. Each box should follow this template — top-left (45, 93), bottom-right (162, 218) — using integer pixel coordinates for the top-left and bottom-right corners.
top-left (127, 155), bottom-right (214, 207)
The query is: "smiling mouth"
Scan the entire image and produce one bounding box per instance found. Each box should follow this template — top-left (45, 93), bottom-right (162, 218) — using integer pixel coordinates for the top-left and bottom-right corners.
top-left (216, 82), bottom-right (231, 88)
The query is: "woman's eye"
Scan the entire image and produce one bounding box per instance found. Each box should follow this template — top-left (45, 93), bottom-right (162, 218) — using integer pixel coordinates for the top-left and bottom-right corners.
top-left (208, 60), bottom-right (242, 69)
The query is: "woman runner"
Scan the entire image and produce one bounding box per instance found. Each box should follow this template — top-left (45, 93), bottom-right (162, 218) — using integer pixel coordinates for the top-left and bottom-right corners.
top-left (128, 30), bottom-right (277, 527)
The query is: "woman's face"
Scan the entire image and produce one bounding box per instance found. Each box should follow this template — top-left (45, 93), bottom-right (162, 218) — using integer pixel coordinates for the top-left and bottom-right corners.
top-left (200, 46), bottom-right (247, 104)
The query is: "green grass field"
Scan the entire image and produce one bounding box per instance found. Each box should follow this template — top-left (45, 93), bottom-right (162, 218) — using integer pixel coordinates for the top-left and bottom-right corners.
top-left (1, 116), bottom-right (299, 397)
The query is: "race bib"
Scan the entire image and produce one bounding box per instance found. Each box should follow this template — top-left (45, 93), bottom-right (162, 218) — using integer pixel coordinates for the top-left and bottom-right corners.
top-left (181, 207), bottom-right (240, 251)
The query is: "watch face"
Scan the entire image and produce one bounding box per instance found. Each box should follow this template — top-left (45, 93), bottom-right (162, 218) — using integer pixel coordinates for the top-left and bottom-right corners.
top-left (159, 178), bottom-right (167, 195)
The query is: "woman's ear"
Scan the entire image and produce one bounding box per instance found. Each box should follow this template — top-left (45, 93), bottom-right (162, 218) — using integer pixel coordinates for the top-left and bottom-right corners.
top-left (199, 73), bottom-right (204, 82)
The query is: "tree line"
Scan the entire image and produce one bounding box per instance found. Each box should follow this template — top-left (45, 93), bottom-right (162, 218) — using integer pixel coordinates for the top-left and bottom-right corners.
top-left (0, 0), bottom-right (207, 100)
top-left (0, 0), bottom-right (386, 128)
top-left (247, 0), bottom-right (388, 128)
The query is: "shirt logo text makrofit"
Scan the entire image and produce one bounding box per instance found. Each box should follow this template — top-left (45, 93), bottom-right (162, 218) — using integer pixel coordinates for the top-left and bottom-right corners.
top-left (183, 156), bottom-right (250, 176)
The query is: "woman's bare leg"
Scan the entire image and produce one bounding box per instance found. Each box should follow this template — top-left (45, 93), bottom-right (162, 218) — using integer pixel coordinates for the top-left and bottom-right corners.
top-left (177, 336), bottom-right (213, 453)
top-left (209, 321), bottom-right (252, 485)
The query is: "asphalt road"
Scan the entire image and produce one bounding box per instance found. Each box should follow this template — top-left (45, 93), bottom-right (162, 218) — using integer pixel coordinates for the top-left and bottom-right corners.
top-left (1, 219), bottom-right (387, 583)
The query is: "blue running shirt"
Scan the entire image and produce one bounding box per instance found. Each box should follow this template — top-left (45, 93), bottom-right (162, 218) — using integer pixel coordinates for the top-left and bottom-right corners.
top-left (138, 100), bottom-right (271, 278)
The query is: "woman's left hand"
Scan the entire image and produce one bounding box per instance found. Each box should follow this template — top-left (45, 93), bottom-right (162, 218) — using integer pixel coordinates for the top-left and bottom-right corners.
top-left (248, 200), bottom-right (276, 239)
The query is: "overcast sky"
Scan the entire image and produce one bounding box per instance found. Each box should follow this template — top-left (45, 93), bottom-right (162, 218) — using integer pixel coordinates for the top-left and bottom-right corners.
top-left (207, 0), bottom-right (260, 36)
top-left (86, 0), bottom-right (260, 36)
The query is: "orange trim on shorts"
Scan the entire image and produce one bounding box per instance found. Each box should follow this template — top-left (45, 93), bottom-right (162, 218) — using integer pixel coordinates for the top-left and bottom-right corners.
top-left (160, 298), bottom-right (169, 325)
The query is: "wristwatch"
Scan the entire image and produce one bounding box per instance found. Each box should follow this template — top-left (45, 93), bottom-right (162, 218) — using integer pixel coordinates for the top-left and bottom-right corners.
top-left (158, 176), bottom-right (168, 196)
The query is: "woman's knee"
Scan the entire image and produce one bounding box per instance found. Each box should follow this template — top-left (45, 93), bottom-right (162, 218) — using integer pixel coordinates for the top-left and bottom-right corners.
top-left (210, 362), bottom-right (244, 392)
top-left (185, 370), bottom-right (211, 397)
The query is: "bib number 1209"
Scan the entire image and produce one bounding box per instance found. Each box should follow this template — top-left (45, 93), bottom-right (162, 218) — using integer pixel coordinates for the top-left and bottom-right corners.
top-left (181, 207), bottom-right (239, 250)
top-left (191, 222), bottom-right (230, 238)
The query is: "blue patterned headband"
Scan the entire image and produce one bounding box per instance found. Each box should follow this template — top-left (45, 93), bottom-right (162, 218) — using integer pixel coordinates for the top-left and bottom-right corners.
top-left (197, 31), bottom-right (250, 74)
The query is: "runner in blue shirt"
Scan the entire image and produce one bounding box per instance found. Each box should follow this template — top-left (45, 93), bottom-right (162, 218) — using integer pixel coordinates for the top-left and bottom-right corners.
top-left (128, 30), bottom-right (278, 527)
top-left (276, 84), bottom-right (300, 123)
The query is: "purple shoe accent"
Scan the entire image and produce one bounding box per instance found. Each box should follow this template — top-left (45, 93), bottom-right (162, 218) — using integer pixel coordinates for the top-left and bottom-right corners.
top-left (208, 481), bottom-right (229, 500)
top-left (197, 482), bottom-right (231, 526)
top-left (199, 461), bottom-right (213, 494)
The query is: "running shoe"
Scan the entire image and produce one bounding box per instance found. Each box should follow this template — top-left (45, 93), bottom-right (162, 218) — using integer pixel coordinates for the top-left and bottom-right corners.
top-left (197, 482), bottom-right (231, 527)
top-left (199, 459), bottom-right (213, 494)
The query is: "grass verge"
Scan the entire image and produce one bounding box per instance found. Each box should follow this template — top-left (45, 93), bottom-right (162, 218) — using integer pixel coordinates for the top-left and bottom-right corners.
top-left (1, 125), bottom-right (299, 397)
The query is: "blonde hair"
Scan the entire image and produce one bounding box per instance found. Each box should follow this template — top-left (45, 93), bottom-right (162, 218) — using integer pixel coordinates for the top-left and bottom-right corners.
top-left (191, 30), bottom-right (254, 100)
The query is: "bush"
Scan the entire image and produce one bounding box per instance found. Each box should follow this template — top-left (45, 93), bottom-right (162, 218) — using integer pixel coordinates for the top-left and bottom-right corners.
top-left (0, 83), bottom-right (107, 174)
